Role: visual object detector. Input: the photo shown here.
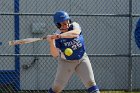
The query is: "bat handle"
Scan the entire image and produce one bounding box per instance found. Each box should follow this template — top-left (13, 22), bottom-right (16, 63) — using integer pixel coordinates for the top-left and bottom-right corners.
top-left (42, 37), bottom-right (47, 40)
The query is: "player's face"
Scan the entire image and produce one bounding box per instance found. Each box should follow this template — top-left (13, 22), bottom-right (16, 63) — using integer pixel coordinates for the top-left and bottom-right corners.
top-left (60, 20), bottom-right (70, 32)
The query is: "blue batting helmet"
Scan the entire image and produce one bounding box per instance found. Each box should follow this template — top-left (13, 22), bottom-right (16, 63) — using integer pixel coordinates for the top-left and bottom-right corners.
top-left (53, 11), bottom-right (70, 25)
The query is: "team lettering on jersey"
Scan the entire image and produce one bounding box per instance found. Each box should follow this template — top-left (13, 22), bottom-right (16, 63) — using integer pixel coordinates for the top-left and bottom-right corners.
top-left (63, 38), bottom-right (82, 50)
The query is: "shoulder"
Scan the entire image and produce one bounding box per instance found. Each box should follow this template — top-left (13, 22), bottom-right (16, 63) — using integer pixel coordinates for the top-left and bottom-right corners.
top-left (72, 22), bottom-right (80, 26)
top-left (71, 22), bottom-right (81, 30)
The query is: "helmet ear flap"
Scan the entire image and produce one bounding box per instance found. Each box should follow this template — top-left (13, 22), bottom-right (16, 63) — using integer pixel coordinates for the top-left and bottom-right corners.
top-left (56, 23), bottom-right (61, 29)
top-left (55, 19), bottom-right (72, 29)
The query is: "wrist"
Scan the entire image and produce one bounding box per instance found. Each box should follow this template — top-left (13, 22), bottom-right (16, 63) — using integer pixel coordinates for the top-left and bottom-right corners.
top-left (59, 34), bottom-right (62, 38)
top-left (56, 34), bottom-right (61, 39)
top-left (48, 39), bottom-right (55, 43)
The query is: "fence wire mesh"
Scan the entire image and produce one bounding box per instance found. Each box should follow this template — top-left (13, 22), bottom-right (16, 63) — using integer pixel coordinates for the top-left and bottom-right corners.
top-left (0, 0), bottom-right (140, 93)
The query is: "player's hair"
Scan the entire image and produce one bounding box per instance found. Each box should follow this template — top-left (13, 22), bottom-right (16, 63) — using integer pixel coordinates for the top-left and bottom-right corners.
top-left (56, 20), bottom-right (72, 29)
top-left (53, 11), bottom-right (71, 29)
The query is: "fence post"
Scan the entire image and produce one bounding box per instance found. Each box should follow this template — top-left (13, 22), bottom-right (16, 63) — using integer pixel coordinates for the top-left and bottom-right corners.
top-left (128, 0), bottom-right (133, 92)
top-left (14, 0), bottom-right (20, 90)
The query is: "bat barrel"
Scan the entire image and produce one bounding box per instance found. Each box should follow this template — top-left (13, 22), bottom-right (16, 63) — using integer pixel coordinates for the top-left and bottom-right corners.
top-left (9, 38), bottom-right (44, 46)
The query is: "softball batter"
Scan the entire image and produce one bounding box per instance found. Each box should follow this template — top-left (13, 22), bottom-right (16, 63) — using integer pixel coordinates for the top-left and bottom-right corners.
top-left (47, 11), bottom-right (100, 93)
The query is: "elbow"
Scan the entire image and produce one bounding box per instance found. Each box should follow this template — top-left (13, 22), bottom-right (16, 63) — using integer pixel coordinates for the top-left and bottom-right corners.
top-left (74, 29), bottom-right (81, 35)
top-left (51, 52), bottom-right (59, 58)
top-left (73, 32), bottom-right (80, 35)
top-left (52, 54), bottom-right (59, 58)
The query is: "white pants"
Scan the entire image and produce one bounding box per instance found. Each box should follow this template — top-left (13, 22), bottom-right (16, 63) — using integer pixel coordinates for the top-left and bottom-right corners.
top-left (52, 53), bottom-right (97, 93)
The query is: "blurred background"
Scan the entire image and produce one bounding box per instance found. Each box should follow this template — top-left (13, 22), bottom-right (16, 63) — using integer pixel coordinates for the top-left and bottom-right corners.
top-left (0, 0), bottom-right (140, 93)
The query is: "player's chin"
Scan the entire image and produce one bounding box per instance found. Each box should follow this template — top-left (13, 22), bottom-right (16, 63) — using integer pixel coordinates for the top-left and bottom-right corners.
top-left (60, 28), bottom-right (68, 30)
top-left (60, 28), bottom-right (68, 32)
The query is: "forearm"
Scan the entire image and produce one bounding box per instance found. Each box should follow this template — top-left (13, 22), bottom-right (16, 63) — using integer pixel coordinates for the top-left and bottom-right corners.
top-left (60, 32), bottom-right (78, 38)
top-left (59, 29), bottom-right (80, 38)
top-left (49, 40), bottom-right (59, 58)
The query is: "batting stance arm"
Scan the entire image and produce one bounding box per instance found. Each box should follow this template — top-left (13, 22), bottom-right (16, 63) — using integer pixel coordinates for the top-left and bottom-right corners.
top-left (47, 35), bottom-right (59, 58)
top-left (59, 22), bottom-right (81, 38)
top-left (60, 28), bottom-right (81, 38)
top-left (53, 22), bottom-right (81, 39)
top-left (51, 28), bottom-right (81, 39)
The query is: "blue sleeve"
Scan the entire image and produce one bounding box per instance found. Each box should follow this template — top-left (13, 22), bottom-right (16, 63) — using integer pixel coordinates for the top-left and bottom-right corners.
top-left (134, 18), bottom-right (140, 49)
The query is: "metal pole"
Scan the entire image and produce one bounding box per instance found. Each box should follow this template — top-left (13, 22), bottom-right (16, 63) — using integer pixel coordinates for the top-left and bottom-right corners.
top-left (14, 0), bottom-right (20, 91)
top-left (128, 0), bottom-right (133, 92)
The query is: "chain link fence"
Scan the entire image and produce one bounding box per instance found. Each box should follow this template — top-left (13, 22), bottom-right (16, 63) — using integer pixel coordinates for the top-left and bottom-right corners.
top-left (0, 0), bottom-right (140, 93)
